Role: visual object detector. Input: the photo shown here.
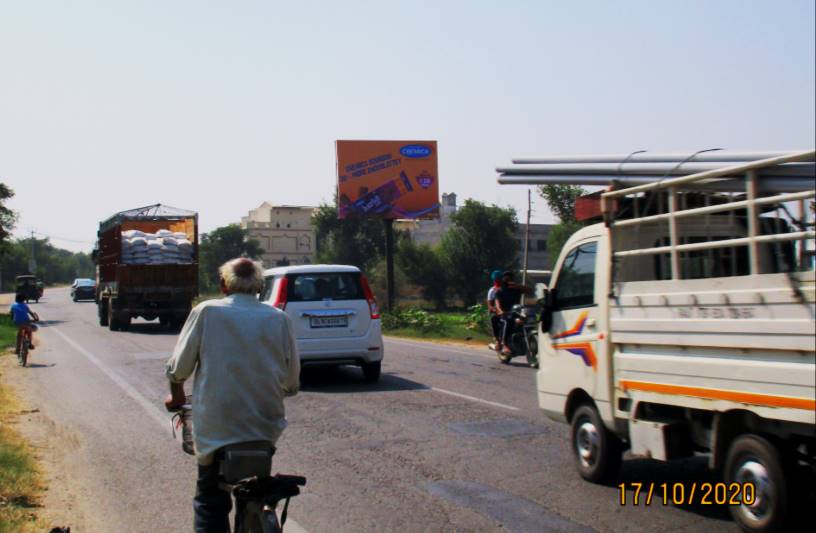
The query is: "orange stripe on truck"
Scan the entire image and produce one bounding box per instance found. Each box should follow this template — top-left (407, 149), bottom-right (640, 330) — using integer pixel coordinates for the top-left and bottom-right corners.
top-left (619, 380), bottom-right (816, 411)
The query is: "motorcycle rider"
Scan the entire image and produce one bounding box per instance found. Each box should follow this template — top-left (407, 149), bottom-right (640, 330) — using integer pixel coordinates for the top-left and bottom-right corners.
top-left (487, 270), bottom-right (504, 352)
top-left (495, 271), bottom-right (532, 357)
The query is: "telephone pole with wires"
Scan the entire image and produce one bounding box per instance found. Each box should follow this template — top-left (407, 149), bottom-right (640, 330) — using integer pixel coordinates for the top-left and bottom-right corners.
top-left (28, 229), bottom-right (37, 274)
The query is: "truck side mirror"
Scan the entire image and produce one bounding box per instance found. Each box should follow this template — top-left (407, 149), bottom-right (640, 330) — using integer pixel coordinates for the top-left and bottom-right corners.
top-left (534, 283), bottom-right (548, 302)
top-left (535, 283), bottom-right (554, 332)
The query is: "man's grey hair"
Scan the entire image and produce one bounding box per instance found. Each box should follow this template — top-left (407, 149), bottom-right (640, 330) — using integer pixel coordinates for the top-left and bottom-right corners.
top-left (219, 257), bottom-right (265, 294)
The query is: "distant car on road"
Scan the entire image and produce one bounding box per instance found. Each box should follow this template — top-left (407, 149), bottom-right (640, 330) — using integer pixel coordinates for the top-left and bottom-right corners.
top-left (260, 265), bottom-right (384, 382)
top-left (71, 278), bottom-right (96, 302)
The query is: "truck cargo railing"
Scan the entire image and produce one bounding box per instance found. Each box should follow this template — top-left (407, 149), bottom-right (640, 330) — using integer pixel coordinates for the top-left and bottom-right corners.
top-left (600, 149), bottom-right (815, 280)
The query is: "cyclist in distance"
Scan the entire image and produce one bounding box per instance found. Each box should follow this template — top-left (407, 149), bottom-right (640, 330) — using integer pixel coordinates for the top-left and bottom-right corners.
top-left (10, 292), bottom-right (39, 354)
top-left (165, 257), bottom-right (300, 533)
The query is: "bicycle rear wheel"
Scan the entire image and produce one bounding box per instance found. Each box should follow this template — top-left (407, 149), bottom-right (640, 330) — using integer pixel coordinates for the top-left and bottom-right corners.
top-left (239, 501), bottom-right (280, 533)
top-left (19, 339), bottom-right (28, 367)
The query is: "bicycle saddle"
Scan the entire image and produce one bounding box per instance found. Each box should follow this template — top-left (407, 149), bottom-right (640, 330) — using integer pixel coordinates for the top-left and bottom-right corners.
top-left (219, 441), bottom-right (275, 484)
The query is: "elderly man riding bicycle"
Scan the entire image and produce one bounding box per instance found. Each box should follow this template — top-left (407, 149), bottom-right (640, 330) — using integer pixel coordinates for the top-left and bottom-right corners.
top-left (165, 257), bottom-right (300, 533)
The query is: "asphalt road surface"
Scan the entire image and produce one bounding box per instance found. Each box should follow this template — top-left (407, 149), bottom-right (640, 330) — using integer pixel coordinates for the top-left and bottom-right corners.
top-left (17, 288), bottom-right (740, 532)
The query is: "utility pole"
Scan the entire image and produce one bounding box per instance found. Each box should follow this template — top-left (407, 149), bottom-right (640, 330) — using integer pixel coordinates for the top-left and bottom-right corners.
top-left (521, 189), bottom-right (532, 304)
top-left (28, 230), bottom-right (37, 274)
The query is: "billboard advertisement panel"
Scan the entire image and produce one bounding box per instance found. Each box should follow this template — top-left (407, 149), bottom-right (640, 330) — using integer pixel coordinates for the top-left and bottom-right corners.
top-left (336, 140), bottom-right (439, 219)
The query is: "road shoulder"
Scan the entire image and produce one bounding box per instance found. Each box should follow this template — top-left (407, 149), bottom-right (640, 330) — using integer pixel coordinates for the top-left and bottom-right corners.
top-left (1, 352), bottom-right (97, 532)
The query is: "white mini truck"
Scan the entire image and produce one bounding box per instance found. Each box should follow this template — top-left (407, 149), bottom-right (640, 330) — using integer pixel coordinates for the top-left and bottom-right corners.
top-left (501, 150), bottom-right (815, 532)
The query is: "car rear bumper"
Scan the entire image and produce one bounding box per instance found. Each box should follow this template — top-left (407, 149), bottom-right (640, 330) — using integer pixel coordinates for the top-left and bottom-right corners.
top-left (73, 290), bottom-right (96, 300)
top-left (296, 325), bottom-right (383, 366)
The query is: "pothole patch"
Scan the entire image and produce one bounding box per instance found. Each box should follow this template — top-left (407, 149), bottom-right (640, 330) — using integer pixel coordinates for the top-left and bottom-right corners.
top-left (448, 419), bottom-right (548, 438)
top-left (426, 480), bottom-right (594, 532)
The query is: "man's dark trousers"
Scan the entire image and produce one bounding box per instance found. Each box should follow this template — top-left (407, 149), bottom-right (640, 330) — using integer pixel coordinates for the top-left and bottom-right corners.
top-left (194, 453), bottom-right (231, 533)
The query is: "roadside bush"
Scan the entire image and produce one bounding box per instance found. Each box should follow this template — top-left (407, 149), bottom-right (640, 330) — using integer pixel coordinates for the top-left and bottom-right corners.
top-left (381, 307), bottom-right (444, 334)
top-left (464, 304), bottom-right (492, 337)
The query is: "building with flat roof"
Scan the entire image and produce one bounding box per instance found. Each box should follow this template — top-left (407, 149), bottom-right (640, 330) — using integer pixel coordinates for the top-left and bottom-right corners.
top-left (241, 203), bottom-right (317, 267)
top-left (396, 193), bottom-right (554, 270)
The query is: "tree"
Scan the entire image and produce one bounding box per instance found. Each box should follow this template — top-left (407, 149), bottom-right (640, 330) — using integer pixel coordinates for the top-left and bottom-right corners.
top-left (439, 200), bottom-right (519, 306)
top-left (537, 184), bottom-right (587, 268)
top-left (0, 237), bottom-right (94, 291)
top-left (396, 238), bottom-right (448, 310)
top-left (0, 183), bottom-right (15, 244)
top-left (199, 224), bottom-right (263, 293)
top-left (311, 200), bottom-right (388, 272)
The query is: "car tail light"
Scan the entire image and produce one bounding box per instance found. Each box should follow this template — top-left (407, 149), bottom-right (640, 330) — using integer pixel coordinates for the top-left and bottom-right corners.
top-left (272, 277), bottom-right (288, 310)
top-left (360, 275), bottom-right (380, 319)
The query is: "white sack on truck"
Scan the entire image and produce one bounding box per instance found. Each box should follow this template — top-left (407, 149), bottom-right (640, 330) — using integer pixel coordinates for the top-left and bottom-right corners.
top-left (121, 231), bottom-right (195, 265)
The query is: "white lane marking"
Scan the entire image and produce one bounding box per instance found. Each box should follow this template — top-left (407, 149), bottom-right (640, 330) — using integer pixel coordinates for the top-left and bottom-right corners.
top-left (49, 326), bottom-right (171, 430)
top-left (431, 387), bottom-right (520, 412)
top-left (46, 326), bottom-right (309, 533)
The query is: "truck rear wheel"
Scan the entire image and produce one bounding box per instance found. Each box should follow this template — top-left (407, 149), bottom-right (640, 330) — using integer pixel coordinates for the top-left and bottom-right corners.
top-left (571, 404), bottom-right (622, 484)
top-left (725, 434), bottom-right (789, 533)
top-left (108, 301), bottom-right (130, 331)
top-left (99, 301), bottom-right (109, 326)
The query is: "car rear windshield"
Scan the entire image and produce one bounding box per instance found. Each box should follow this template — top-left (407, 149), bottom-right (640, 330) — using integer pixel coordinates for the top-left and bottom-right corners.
top-left (77, 279), bottom-right (95, 286)
top-left (286, 272), bottom-right (363, 302)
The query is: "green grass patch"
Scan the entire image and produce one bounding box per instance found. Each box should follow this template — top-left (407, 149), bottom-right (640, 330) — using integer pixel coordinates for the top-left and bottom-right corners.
top-left (382, 307), bottom-right (493, 344)
top-left (0, 315), bottom-right (17, 352)
top-left (0, 382), bottom-right (44, 532)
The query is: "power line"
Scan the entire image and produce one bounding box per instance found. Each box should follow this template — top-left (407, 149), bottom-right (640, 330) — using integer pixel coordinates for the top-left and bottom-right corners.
top-left (25, 229), bottom-right (94, 245)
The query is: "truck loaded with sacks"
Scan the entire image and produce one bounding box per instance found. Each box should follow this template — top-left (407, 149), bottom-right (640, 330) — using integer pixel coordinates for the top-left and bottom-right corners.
top-left (94, 204), bottom-right (198, 331)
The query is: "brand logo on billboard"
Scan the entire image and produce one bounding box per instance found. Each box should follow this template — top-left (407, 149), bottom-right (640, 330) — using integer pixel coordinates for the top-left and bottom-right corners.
top-left (416, 171), bottom-right (435, 189)
top-left (400, 145), bottom-right (431, 158)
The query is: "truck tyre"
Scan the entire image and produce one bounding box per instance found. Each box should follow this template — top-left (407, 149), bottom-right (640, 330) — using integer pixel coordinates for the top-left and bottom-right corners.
top-left (361, 361), bottom-right (381, 382)
top-left (571, 404), bottom-right (622, 484)
top-left (724, 434), bottom-right (789, 533)
top-left (99, 301), bottom-right (109, 326)
top-left (108, 302), bottom-right (121, 331)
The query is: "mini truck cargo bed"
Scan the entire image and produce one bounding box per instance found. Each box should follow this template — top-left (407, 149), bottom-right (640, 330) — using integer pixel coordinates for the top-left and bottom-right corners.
top-left (94, 204), bottom-right (199, 331)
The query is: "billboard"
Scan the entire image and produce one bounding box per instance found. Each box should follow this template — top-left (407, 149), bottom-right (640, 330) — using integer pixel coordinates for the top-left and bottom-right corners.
top-left (336, 140), bottom-right (439, 219)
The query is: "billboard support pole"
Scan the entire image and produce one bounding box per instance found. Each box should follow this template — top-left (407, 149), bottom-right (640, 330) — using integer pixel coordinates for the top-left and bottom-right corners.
top-left (384, 219), bottom-right (395, 311)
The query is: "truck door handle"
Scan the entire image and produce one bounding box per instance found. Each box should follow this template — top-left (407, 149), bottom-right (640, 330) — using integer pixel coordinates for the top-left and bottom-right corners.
top-left (585, 318), bottom-right (597, 328)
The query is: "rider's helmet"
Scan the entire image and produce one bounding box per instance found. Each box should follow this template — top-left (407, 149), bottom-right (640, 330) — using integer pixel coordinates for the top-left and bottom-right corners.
top-left (490, 270), bottom-right (503, 282)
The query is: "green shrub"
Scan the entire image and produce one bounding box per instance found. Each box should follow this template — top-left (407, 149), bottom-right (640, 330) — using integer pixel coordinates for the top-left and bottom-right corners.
top-left (381, 307), bottom-right (444, 334)
top-left (464, 304), bottom-right (492, 336)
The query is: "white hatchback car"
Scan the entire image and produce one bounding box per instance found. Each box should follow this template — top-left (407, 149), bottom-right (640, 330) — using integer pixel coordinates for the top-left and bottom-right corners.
top-left (260, 265), bottom-right (384, 382)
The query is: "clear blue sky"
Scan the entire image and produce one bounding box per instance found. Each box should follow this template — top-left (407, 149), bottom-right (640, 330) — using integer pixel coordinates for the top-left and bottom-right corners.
top-left (1, 0), bottom-right (814, 252)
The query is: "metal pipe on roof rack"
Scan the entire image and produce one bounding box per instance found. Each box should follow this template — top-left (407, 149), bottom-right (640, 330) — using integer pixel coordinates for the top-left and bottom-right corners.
top-left (602, 149), bottom-right (816, 198)
top-left (496, 174), bottom-right (814, 193)
top-left (496, 162), bottom-right (814, 177)
top-left (511, 151), bottom-right (797, 164)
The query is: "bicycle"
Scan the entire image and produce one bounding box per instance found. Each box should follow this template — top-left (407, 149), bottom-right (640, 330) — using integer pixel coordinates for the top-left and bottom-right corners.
top-left (169, 403), bottom-right (306, 532)
top-left (16, 321), bottom-right (38, 367)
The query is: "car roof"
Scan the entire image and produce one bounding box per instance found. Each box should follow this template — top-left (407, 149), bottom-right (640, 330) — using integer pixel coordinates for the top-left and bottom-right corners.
top-left (263, 264), bottom-right (361, 276)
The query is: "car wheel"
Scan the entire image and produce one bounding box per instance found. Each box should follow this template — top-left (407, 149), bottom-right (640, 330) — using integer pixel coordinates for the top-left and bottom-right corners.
top-left (361, 361), bottom-right (381, 382)
top-left (725, 434), bottom-right (790, 533)
top-left (571, 404), bottom-right (622, 484)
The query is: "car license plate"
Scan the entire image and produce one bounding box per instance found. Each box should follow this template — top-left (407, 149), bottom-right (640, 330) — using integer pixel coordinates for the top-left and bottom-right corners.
top-left (309, 316), bottom-right (348, 328)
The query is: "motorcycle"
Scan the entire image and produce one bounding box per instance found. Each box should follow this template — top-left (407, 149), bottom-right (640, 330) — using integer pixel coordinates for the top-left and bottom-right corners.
top-left (495, 304), bottom-right (539, 368)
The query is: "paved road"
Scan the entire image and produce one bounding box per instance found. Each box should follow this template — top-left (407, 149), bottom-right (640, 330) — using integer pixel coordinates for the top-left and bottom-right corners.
top-left (17, 288), bottom-right (739, 532)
